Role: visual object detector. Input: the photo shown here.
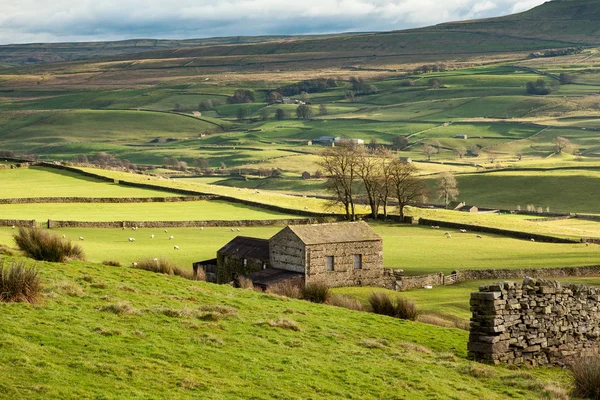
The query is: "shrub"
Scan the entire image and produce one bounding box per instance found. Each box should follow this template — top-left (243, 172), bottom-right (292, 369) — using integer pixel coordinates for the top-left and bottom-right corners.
top-left (13, 227), bottom-right (85, 262)
top-left (133, 258), bottom-right (200, 281)
top-left (302, 282), bottom-right (331, 303)
top-left (368, 292), bottom-right (418, 320)
top-left (266, 281), bottom-right (302, 299)
top-left (102, 260), bottom-right (121, 267)
top-left (0, 260), bottom-right (41, 303)
top-left (235, 276), bottom-right (255, 289)
top-left (571, 352), bottom-right (600, 399)
top-left (329, 294), bottom-right (364, 311)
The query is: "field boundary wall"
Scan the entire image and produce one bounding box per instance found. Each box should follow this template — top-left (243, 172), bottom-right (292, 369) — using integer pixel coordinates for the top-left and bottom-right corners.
top-left (0, 196), bottom-right (215, 204)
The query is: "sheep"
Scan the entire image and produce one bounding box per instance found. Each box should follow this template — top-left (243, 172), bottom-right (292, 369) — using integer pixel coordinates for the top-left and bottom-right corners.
top-left (131, 262), bottom-right (138, 267)
top-left (237, 228), bottom-right (240, 232)
top-left (122, 227), bottom-right (125, 230)
top-left (230, 228), bottom-right (235, 232)
top-left (132, 227), bottom-right (136, 231)
top-left (586, 242), bottom-right (590, 247)
top-left (164, 229), bottom-right (168, 233)
top-left (200, 227), bottom-right (204, 230)
top-left (460, 229), bottom-right (467, 233)
top-left (174, 245), bottom-right (180, 250)
top-left (153, 258), bottom-right (158, 262)
top-left (79, 236), bottom-right (84, 241)
top-left (424, 285), bottom-right (433, 289)
top-left (62, 234), bottom-right (66, 238)
top-left (444, 232), bottom-right (450, 235)
top-left (150, 234), bottom-right (155, 239)
top-left (445, 232), bottom-right (452, 238)
top-left (476, 235), bottom-right (482, 239)
top-left (128, 237), bottom-right (135, 242)
top-left (169, 235), bottom-right (174, 240)
top-left (530, 238), bottom-right (535, 242)
top-left (11, 225), bottom-right (15, 229)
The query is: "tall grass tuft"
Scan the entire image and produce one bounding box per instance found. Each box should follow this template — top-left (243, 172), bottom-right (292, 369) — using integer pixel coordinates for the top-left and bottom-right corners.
top-left (235, 276), bottom-right (255, 290)
top-left (368, 292), bottom-right (418, 320)
top-left (266, 281), bottom-right (302, 299)
top-left (571, 352), bottom-right (600, 399)
top-left (0, 260), bottom-right (42, 303)
top-left (13, 227), bottom-right (85, 262)
top-left (329, 294), bottom-right (364, 311)
top-left (132, 258), bottom-right (201, 281)
top-left (302, 282), bottom-right (331, 303)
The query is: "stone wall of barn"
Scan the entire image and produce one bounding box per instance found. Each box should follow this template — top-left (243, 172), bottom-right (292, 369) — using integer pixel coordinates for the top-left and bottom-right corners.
top-left (469, 278), bottom-right (600, 366)
top-left (269, 228), bottom-right (306, 274)
top-left (305, 240), bottom-right (383, 288)
top-left (216, 252), bottom-right (269, 284)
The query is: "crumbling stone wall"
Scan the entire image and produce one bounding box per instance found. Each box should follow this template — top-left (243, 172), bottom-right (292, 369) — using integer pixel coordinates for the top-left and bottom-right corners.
top-left (0, 219), bottom-right (36, 228)
top-left (469, 278), bottom-right (600, 366)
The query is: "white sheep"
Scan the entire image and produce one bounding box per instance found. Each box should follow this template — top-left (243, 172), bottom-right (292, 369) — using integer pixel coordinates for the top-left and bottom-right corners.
top-left (586, 242), bottom-right (590, 247)
top-left (169, 235), bottom-right (174, 240)
top-left (424, 285), bottom-right (433, 289)
top-left (132, 262), bottom-right (138, 267)
top-left (153, 258), bottom-right (158, 262)
top-left (460, 229), bottom-right (467, 233)
top-left (530, 238), bottom-right (535, 242)
top-left (62, 234), bottom-right (66, 238)
top-left (164, 229), bottom-right (168, 233)
top-left (445, 233), bottom-right (452, 239)
top-left (79, 236), bottom-right (84, 241)
top-left (11, 225), bottom-right (15, 229)
top-left (200, 227), bottom-right (204, 230)
top-left (476, 235), bottom-right (482, 239)
top-left (129, 237), bottom-right (135, 242)
top-left (150, 234), bottom-right (155, 239)
top-left (174, 245), bottom-right (179, 250)
top-left (230, 228), bottom-right (235, 232)
top-left (237, 228), bottom-right (240, 232)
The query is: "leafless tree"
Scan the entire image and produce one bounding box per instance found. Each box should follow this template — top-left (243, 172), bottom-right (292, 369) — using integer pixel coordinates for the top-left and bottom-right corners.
top-left (389, 159), bottom-right (427, 219)
top-left (356, 147), bottom-right (385, 219)
top-left (436, 172), bottom-right (459, 207)
top-left (455, 146), bottom-right (467, 159)
top-left (553, 136), bottom-right (571, 154)
top-left (423, 144), bottom-right (438, 161)
top-left (318, 144), bottom-right (360, 220)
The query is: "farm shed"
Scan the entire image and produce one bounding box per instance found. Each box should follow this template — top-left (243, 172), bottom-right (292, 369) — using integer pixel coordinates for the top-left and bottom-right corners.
top-left (269, 221), bottom-right (383, 288)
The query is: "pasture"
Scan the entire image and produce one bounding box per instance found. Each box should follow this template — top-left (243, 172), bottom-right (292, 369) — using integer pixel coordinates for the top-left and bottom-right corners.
top-left (1, 223), bottom-right (599, 275)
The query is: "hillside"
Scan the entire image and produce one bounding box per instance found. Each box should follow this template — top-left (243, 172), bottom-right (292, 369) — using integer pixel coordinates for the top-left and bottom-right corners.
top-left (0, 254), bottom-right (571, 398)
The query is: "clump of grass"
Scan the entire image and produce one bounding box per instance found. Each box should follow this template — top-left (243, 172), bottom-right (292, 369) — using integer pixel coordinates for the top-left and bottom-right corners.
top-left (132, 258), bottom-right (200, 281)
top-left (571, 352), bottom-right (600, 399)
top-left (0, 245), bottom-right (15, 256)
top-left (329, 294), bottom-right (364, 311)
top-left (99, 302), bottom-right (139, 315)
top-left (53, 281), bottom-right (85, 297)
top-left (93, 327), bottom-right (122, 337)
top-left (119, 285), bottom-right (136, 292)
top-left (13, 227), bottom-right (85, 262)
top-left (90, 282), bottom-right (108, 289)
top-left (302, 282), bottom-right (331, 303)
top-left (267, 319), bottom-right (301, 331)
top-left (368, 292), bottom-right (418, 320)
top-left (461, 364), bottom-right (497, 379)
top-left (102, 260), bottom-right (121, 267)
top-left (235, 276), bottom-right (255, 289)
top-left (198, 312), bottom-right (221, 322)
top-left (358, 339), bottom-right (389, 349)
top-left (266, 281), bottom-right (302, 299)
top-left (157, 307), bottom-right (196, 318)
top-left (0, 260), bottom-right (41, 303)
top-left (199, 304), bottom-right (237, 316)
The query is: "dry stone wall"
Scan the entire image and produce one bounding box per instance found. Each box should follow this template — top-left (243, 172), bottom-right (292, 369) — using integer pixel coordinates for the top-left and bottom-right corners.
top-left (0, 219), bottom-right (36, 228)
top-left (0, 196), bottom-right (215, 204)
top-left (47, 218), bottom-right (329, 229)
top-left (469, 278), bottom-right (600, 366)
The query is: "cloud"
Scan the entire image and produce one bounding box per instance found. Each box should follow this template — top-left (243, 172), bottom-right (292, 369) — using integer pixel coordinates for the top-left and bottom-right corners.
top-left (0, 0), bottom-right (547, 45)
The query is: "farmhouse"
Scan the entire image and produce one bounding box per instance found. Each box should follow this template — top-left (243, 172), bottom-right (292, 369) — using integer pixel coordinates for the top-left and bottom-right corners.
top-left (195, 221), bottom-right (383, 288)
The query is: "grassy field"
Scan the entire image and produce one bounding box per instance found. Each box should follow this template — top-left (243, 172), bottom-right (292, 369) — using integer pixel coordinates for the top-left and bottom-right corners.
top-left (0, 254), bottom-right (570, 399)
top-left (0, 201), bottom-right (298, 222)
top-left (1, 223), bottom-right (599, 275)
top-left (0, 167), bottom-right (180, 198)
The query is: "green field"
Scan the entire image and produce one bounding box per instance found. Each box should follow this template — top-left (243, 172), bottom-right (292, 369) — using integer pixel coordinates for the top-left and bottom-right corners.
top-left (0, 254), bottom-right (569, 398)
top-left (0, 201), bottom-right (297, 222)
top-left (0, 167), bottom-right (180, 198)
top-left (1, 223), bottom-right (598, 275)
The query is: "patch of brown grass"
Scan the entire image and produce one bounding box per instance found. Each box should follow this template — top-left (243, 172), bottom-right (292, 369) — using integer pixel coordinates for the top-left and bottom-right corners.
top-left (99, 301), bottom-right (140, 315)
top-left (0, 260), bottom-right (41, 303)
top-left (328, 294), bottom-right (364, 311)
top-left (102, 260), bottom-right (121, 267)
top-left (266, 281), bottom-right (302, 299)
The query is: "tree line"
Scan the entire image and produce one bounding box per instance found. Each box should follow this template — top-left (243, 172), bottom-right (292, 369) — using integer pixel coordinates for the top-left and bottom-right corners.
top-left (318, 144), bottom-right (459, 221)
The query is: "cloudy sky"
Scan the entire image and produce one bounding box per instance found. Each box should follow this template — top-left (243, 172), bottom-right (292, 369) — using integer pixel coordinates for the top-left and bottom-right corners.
top-left (0, 0), bottom-right (547, 45)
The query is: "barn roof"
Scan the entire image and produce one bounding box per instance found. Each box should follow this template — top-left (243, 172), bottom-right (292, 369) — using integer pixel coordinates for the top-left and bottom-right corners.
top-left (246, 268), bottom-right (304, 288)
top-left (217, 236), bottom-right (270, 260)
top-left (286, 221), bottom-right (381, 245)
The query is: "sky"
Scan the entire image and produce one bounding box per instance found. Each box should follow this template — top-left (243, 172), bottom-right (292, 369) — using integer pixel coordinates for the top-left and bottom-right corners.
top-left (0, 0), bottom-right (548, 45)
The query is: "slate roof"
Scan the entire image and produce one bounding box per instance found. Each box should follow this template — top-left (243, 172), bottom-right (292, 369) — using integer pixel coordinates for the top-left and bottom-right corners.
top-left (217, 236), bottom-right (270, 260)
top-left (286, 221), bottom-right (381, 245)
top-left (246, 268), bottom-right (304, 288)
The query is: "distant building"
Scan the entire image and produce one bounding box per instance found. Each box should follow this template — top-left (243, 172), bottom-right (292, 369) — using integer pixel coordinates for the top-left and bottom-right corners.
top-left (334, 137), bottom-right (365, 145)
top-left (455, 134), bottom-right (468, 139)
top-left (195, 222), bottom-right (384, 288)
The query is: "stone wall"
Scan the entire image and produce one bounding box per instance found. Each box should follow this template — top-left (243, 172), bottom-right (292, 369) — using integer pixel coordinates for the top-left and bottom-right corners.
top-left (0, 196), bottom-right (215, 204)
top-left (418, 218), bottom-right (577, 244)
top-left (216, 253), bottom-right (268, 284)
top-left (455, 265), bottom-right (600, 282)
top-left (47, 218), bottom-right (330, 229)
top-left (269, 227), bottom-right (306, 274)
top-left (0, 219), bottom-right (36, 228)
top-left (304, 240), bottom-right (383, 288)
top-left (469, 278), bottom-right (600, 366)
top-left (393, 273), bottom-right (445, 291)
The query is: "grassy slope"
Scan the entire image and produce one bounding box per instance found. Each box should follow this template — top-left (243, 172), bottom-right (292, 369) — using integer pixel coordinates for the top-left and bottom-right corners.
top-left (0, 254), bottom-right (570, 399)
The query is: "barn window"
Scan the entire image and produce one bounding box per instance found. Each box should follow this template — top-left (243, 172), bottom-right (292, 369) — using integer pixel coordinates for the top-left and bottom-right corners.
top-left (243, 258), bottom-right (247, 267)
top-left (326, 256), bottom-right (334, 271)
top-left (354, 254), bottom-right (363, 269)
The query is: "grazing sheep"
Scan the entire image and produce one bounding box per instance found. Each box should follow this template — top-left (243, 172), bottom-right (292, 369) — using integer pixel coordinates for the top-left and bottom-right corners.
top-left (132, 227), bottom-right (136, 231)
top-left (230, 228), bottom-right (235, 232)
top-left (62, 234), bottom-right (66, 238)
top-left (129, 237), bottom-right (135, 242)
top-left (79, 236), bottom-right (84, 241)
top-left (586, 242), bottom-right (590, 247)
top-left (424, 285), bottom-right (433, 289)
top-left (153, 258), bottom-right (158, 262)
top-left (169, 236), bottom-right (174, 240)
top-left (460, 229), bottom-right (467, 233)
top-left (11, 225), bottom-right (15, 229)
top-left (476, 235), bottom-right (482, 239)
top-left (132, 262), bottom-right (138, 267)
top-left (150, 234), bottom-right (154, 239)
top-left (164, 229), bottom-right (168, 233)
top-left (200, 227), bottom-right (204, 230)
top-left (445, 232), bottom-right (451, 238)
top-left (530, 238), bottom-right (535, 242)
top-left (174, 245), bottom-right (180, 250)
top-left (237, 228), bottom-right (240, 232)
top-left (444, 232), bottom-right (450, 235)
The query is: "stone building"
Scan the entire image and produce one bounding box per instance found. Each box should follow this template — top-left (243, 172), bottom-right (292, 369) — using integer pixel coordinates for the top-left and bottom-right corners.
top-left (195, 236), bottom-right (270, 283)
top-left (194, 221), bottom-right (384, 288)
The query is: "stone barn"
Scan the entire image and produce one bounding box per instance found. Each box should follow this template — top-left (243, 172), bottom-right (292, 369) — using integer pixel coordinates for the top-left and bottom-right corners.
top-left (197, 236), bottom-right (270, 283)
top-left (269, 221), bottom-right (383, 287)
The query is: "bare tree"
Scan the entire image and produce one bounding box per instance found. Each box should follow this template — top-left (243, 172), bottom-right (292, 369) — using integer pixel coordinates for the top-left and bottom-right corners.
top-left (455, 146), bottom-right (467, 159)
top-left (487, 152), bottom-right (497, 163)
top-left (470, 145), bottom-right (481, 157)
top-left (392, 135), bottom-right (409, 151)
top-left (389, 159), bottom-right (427, 219)
top-left (423, 144), bottom-right (438, 161)
top-left (356, 147), bottom-right (383, 219)
top-left (319, 104), bottom-right (328, 116)
top-left (553, 136), bottom-right (571, 154)
top-left (436, 172), bottom-right (459, 208)
top-left (318, 144), bottom-right (360, 220)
